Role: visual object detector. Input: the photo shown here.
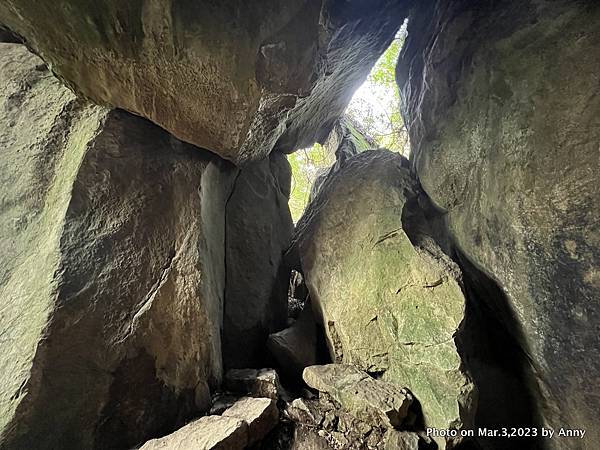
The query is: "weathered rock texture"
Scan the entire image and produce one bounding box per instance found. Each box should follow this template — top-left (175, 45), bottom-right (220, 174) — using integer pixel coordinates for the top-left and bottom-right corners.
top-left (268, 305), bottom-right (320, 383)
top-left (223, 152), bottom-right (294, 369)
top-left (323, 116), bottom-right (376, 164)
top-left (0, 0), bottom-right (406, 163)
top-left (295, 150), bottom-right (475, 432)
top-left (0, 43), bottom-right (231, 449)
top-left (139, 415), bottom-right (248, 450)
top-left (303, 364), bottom-right (413, 429)
top-left (224, 368), bottom-right (281, 401)
top-left (399, 1), bottom-right (600, 448)
top-left (222, 397), bottom-right (279, 445)
top-left (285, 394), bottom-right (434, 450)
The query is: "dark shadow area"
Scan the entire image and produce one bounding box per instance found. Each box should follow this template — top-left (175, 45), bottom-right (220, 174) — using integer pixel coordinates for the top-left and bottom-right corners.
top-left (0, 25), bottom-right (22, 43)
top-left (455, 251), bottom-right (547, 450)
top-left (94, 350), bottom-right (195, 450)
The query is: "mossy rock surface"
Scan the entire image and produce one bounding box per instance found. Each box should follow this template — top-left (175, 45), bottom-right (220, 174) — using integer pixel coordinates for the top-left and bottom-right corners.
top-left (296, 150), bottom-right (474, 431)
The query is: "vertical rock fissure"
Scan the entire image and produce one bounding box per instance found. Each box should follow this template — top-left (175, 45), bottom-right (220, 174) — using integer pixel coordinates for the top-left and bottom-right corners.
top-left (221, 167), bottom-right (242, 366)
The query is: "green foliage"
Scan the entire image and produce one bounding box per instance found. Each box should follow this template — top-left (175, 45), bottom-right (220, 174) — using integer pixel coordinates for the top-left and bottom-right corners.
top-left (346, 32), bottom-right (409, 154)
top-left (371, 38), bottom-right (401, 86)
top-left (288, 143), bottom-right (333, 222)
top-left (288, 27), bottom-right (409, 222)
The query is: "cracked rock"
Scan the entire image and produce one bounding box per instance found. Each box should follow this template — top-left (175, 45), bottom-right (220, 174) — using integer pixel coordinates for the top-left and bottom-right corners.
top-left (224, 368), bottom-right (281, 400)
top-left (209, 393), bottom-right (239, 416)
top-left (222, 397), bottom-right (279, 446)
top-left (295, 150), bottom-right (475, 432)
top-left (303, 364), bottom-right (413, 429)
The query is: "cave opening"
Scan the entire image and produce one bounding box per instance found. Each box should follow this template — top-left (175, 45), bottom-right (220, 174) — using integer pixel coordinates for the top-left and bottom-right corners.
top-left (287, 21), bottom-right (409, 224)
top-left (277, 11), bottom-right (548, 447)
top-left (4, 0), bottom-right (594, 447)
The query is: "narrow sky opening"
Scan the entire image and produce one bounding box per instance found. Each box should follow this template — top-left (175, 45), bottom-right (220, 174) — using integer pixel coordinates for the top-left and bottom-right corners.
top-left (288, 21), bottom-right (408, 223)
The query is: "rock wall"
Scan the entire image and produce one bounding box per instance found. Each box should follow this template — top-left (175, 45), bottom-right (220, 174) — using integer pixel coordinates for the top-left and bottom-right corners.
top-left (398, 1), bottom-right (600, 448)
top-left (0, 0), bottom-right (407, 163)
top-left (0, 43), bottom-right (229, 449)
top-left (1, 1), bottom-right (598, 449)
top-left (0, 42), bottom-right (300, 448)
top-left (295, 150), bottom-right (475, 435)
top-left (223, 152), bottom-right (294, 368)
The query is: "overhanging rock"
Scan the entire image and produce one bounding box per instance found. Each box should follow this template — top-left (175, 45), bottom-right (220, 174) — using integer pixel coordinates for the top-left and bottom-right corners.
top-left (0, 0), bottom-right (407, 164)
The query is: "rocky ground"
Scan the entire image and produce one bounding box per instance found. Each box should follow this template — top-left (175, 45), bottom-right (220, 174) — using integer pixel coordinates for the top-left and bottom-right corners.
top-left (137, 365), bottom-right (439, 450)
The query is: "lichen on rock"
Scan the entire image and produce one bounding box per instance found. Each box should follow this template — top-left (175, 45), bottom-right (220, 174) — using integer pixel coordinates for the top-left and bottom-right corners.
top-left (295, 149), bottom-right (475, 433)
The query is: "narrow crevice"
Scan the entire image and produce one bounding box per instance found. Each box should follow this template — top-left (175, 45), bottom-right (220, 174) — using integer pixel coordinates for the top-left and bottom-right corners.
top-left (0, 25), bottom-right (23, 43)
top-left (221, 166), bottom-right (242, 370)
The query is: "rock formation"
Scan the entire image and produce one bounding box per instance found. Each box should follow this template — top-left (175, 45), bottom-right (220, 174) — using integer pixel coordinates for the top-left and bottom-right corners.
top-left (223, 153), bottom-right (294, 369)
top-left (309, 116), bottom-right (375, 201)
top-left (398, 1), bottom-right (600, 448)
top-left (0, 43), bottom-right (294, 449)
top-left (286, 368), bottom-right (435, 450)
top-left (267, 305), bottom-right (320, 383)
top-left (139, 415), bottom-right (249, 450)
top-left (1, 1), bottom-right (599, 449)
top-left (0, 0), bottom-right (406, 163)
top-left (0, 43), bottom-right (227, 449)
top-left (295, 149), bottom-right (475, 434)
top-left (303, 364), bottom-right (413, 429)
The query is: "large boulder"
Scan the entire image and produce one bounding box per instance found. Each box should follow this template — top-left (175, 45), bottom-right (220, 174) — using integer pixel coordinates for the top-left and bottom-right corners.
top-left (0, 43), bottom-right (231, 449)
top-left (223, 152), bottom-right (294, 369)
top-left (222, 397), bottom-right (279, 445)
top-left (295, 150), bottom-right (475, 433)
top-left (398, 1), bottom-right (600, 448)
top-left (0, 0), bottom-right (407, 163)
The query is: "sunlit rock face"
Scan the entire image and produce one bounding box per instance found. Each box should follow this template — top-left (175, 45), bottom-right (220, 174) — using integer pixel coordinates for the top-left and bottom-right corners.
top-left (398, 1), bottom-right (600, 448)
top-left (295, 150), bottom-right (476, 435)
top-left (0, 0), bottom-right (406, 164)
top-left (0, 43), bottom-right (230, 449)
